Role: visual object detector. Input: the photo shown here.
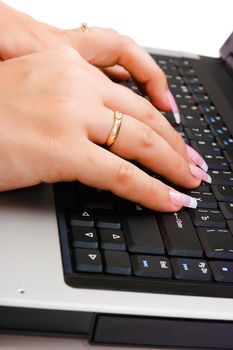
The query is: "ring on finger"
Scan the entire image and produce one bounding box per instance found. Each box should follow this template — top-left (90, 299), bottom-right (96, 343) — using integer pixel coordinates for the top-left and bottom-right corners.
top-left (80, 23), bottom-right (89, 33)
top-left (105, 111), bottom-right (123, 147)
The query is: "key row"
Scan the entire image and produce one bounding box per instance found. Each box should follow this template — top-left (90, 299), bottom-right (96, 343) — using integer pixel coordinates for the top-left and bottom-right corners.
top-left (73, 248), bottom-right (233, 283)
top-left (69, 211), bottom-right (233, 260)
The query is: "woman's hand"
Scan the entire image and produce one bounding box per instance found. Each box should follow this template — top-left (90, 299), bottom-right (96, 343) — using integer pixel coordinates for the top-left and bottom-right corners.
top-left (0, 48), bottom-right (210, 211)
top-left (0, 2), bottom-right (174, 113)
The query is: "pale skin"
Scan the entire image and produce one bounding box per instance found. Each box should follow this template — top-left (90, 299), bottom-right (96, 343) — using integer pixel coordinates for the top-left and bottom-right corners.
top-left (0, 2), bottom-right (211, 211)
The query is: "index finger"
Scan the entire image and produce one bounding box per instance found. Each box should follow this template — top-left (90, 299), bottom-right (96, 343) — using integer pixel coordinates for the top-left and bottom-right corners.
top-left (117, 36), bottom-right (171, 111)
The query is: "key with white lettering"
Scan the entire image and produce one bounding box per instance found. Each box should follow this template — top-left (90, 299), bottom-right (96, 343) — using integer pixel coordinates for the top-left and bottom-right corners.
top-left (99, 228), bottom-right (126, 250)
top-left (70, 208), bottom-right (94, 227)
top-left (188, 191), bottom-right (217, 209)
top-left (211, 185), bottom-right (233, 202)
top-left (158, 212), bottom-right (203, 257)
top-left (210, 170), bottom-right (233, 185)
top-left (74, 248), bottom-right (102, 273)
top-left (197, 228), bottom-right (233, 259)
top-left (131, 255), bottom-right (172, 278)
top-left (189, 209), bottom-right (226, 228)
top-left (71, 226), bottom-right (98, 248)
top-left (171, 257), bottom-right (212, 281)
top-left (209, 261), bottom-right (233, 283)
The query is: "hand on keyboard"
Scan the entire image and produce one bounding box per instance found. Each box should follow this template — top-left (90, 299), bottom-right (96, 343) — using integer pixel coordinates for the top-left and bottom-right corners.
top-left (0, 48), bottom-right (210, 211)
top-left (0, 2), bottom-right (170, 112)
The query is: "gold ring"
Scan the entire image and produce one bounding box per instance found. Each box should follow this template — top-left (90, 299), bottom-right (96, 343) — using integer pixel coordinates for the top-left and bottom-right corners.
top-left (80, 23), bottom-right (89, 33)
top-left (105, 111), bottom-right (123, 147)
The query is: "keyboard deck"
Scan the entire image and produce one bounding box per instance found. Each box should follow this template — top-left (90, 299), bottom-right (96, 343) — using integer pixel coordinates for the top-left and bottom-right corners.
top-left (54, 54), bottom-right (233, 298)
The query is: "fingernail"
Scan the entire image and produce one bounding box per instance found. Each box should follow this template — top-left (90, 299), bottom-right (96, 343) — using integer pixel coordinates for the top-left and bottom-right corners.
top-left (186, 144), bottom-right (208, 172)
top-left (189, 163), bottom-right (212, 183)
top-left (169, 190), bottom-right (197, 209)
top-left (166, 89), bottom-right (180, 124)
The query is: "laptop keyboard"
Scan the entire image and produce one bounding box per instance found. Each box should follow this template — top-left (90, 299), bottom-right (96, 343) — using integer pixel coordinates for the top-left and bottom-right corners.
top-left (55, 54), bottom-right (233, 298)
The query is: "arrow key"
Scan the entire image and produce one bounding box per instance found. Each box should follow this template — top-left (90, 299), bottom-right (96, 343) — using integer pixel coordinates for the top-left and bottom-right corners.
top-left (74, 248), bottom-right (102, 273)
top-left (71, 226), bottom-right (98, 248)
top-left (99, 228), bottom-right (126, 251)
top-left (70, 208), bottom-right (94, 227)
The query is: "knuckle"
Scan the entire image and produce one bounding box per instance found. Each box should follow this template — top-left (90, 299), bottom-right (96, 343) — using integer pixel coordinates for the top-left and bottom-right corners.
top-left (173, 131), bottom-right (187, 155)
top-left (139, 123), bottom-right (154, 149)
top-left (148, 177), bottom-right (159, 200)
top-left (143, 99), bottom-right (156, 123)
top-left (115, 161), bottom-right (135, 187)
top-left (119, 35), bottom-right (135, 49)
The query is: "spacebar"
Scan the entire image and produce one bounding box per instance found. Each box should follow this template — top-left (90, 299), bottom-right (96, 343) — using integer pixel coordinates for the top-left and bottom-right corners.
top-left (158, 211), bottom-right (203, 257)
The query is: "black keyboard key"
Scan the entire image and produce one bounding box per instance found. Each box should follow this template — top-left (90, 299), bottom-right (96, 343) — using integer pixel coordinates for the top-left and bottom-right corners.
top-left (71, 226), bottom-right (98, 248)
top-left (197, 228), bottom-right (233, 259)
top-left (70, 209), bottom-right (94, 227)
top-left (184, 76), bottom-right (200, 85)
top-left (194, 182), bottom-right (210, 192)
top-left (190, 85), bottom-right (205, 94)
top-left (94, 209), bottom-right (121, 229)
top-left (217, 135), bottom-right (233, 150)
top-left (202, 155), bottom-right (229, 171)
top-left (204, 114), bottom-right (223, 127)
top-left (74, 248), bottom-right (102, 273)
top-left (193, 93), bottom-right (210, 104)
top-left (219, 202), bottom-right (233, 219)
top-left (99, 228), bottom-right (126, 251)
top-left (199, 103), bottom-right (216, 114)
top-left (131, 255), bottom-right (172, 278)
top-left (171, 258), bottom-right (212, 281)
top-left (209, 125), bottom-right (229, 137)
top-left (210, 170), bottom-right (233, 185)
top-left (103, 250), bottom-right (131, 275)
top-left (124, 212), bottom-right (165, 254)
top-left (209, 261), bottom-right (233, 283)
top-left (78, 184), bottom-right (115, 210)
top-left (188, 191), bottom-right (217, 209)
top-left (223, 150), bottom-right (233, 163)
top-left (190, 209), bottom-right (226, 228)
top-left (158, 212), bottom-right (203, 257)
top-left (179, 67), bottom-right (195, 76)
top-left (211, 185), bottom-right (233, 201)
top-left (181, 113), bottom-right (207, 128)
top-left (161, 111), bottom-right (176, 125)
top-left (190, 140), bottom-right (221, 156)
top-left (184, 127), bottom-right (214, 141)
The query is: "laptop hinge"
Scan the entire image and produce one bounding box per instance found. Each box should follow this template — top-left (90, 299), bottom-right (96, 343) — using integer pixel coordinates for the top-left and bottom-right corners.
top-left (220, 32), bottom-right (233, 71)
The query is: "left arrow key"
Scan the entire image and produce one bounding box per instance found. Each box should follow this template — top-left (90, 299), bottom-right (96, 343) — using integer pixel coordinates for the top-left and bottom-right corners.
top-left (71, 226), bottom-right (98, 249)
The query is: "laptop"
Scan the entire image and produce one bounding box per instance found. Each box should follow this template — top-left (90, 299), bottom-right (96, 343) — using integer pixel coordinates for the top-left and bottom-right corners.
top-left (1, 32), bottom-right (233, 350)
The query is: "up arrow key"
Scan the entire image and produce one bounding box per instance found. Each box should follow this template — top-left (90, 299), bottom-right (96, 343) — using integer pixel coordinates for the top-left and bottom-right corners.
top-left (70, 209), bottom-right (94, 227)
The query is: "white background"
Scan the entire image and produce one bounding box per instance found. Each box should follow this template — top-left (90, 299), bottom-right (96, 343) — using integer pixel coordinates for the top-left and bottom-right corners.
top-left (2, 0), bottom-right (233, 57)
top-left (1, 1), bottom-right (233, 349)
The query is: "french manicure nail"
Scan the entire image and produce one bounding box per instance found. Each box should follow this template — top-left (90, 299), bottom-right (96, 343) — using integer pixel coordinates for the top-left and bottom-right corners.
top-left (169, 190), bottom-right (197, 209)
top-left (166, 89), bottom-right (180, 124)
top-left (186, 144), bottom-right (208, 172)
top-left (189, 163), bottom-right (212, 183)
